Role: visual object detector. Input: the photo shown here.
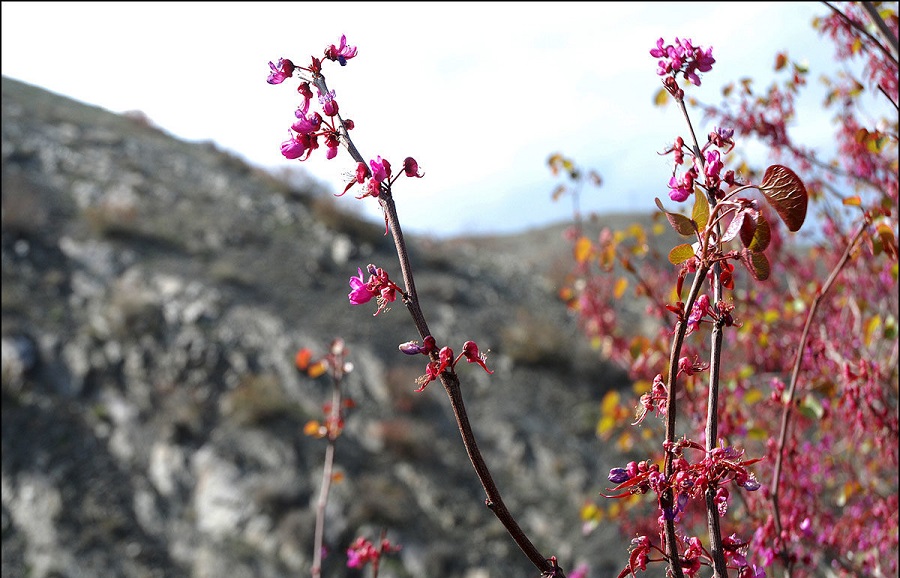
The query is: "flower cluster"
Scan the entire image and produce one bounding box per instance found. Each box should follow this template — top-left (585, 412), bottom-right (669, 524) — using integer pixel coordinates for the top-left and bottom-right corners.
top-left (686, 294), bottom-right (737, 334)
top-left (651, 37), bottom-right (715, 88)
top-left (607, 444), bottom-right (762, 577)
top-left (604, 440), bottom-right (761, 523)
top-left (346, 535), bottom-right (401, 570)
top-left (341, 155), bottom-right (425, 199)
top-left (633, 374), bottom-right (668, 425)
top-left (267, 35), bottom-right (359, 162)
top-left (399, 337), bottom-right (494, 392)
top-left (348, 264), bottom-right (404, 315)
top-left (662, 126), bottom-right (737, 203)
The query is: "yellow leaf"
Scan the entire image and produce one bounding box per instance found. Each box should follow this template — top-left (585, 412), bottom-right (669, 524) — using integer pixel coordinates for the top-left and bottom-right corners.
top-left (600, 390), bottom-right (621, 414)
top-left (842, 195), bottom-right (861, 206)
top-left (865, 315), bottom-right (882, 347)
top-left (654, 87), bottom-right (669, 107)
top-left (307, 361), bottom-right (328, 378)
top-left (668, 243), bottom-right (695, 265)
top-left (304, 420), bottom-right (325, 438)
top-left (574, 236), bottom-right (592, 263)
top-left (632, 379), bottom-right (651, 395)
top-left (743, 388), bottom-right (763, 405)
top-left (613, 277), bottom-right (628, 299)
top-left (580, 502), bottom-right (600, 522)
top-left (748, 427), bottom-right (769, 441)
top-left (616, 431), bottom-right (634, 452)
top-left (596, 415), bottom-right (616, 437)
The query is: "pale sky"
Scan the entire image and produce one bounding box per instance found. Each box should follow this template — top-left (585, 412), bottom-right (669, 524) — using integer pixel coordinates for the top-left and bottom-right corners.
top-left (2, 2), bottom-right (835, 237)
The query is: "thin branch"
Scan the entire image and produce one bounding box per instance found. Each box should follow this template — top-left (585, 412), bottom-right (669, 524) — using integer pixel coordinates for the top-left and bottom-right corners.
top-left (770, 218), bottom-right (868, 576)
top-left (662, 263), bottom-right (708, 578)
top-left (313, 72), bottom-right (565, 578)
top-left (311, 345), bottom-right (347, 578)
top-left (677, 92), bottom-right (730, 578)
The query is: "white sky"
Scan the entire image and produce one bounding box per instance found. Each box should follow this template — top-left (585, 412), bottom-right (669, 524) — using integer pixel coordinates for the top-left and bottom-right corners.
top-left (1, 2), bottom-right (836, 237)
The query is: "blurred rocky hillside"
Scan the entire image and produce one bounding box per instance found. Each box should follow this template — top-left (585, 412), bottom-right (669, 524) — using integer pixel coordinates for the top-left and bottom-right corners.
top-left (1, 76), bottom-right (661, 578)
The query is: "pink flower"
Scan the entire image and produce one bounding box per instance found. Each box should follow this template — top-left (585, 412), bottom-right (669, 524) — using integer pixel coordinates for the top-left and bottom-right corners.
top-left (348, 268), bottom-right (375, 305)
top-left (651, 38), bottom-right (715, 86)
top-left (403, 157), bottom-right (424, 178)
top-left (266, 58), bottom-right (295, 85)
top-left (668, 172), bottom-right (694, 202)
top-left (325, 34), bottom-right (358, 66)
top-left (705, 149), bottom-right (723, 179)
top-left (291, 111), bottom-right (322, 134)
top-left (325, 133), bottom-right (340, 160)
top-left (459, 341), bottom-right (493, 374)
top-left (346, 537), bottom-right (378, 569)
top-left (281, 134), bottom-right (307, 160)
top-left (369, 156), bottom-right (391, 183)
top-left (318, 89), bottom-right (339, 117)
top-left (687, 294), bottom-right (710, 333)
top-left (569, 563), bottom-right (590, 578)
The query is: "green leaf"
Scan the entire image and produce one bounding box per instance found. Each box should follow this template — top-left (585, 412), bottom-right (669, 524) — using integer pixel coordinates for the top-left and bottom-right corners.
top-left (759, 165), bottom-right (808, 232)
top-left (746, 213), bottom-right (771, 253)
top-left (692, 190), bottom-right (709, 231)
top-left (668, 243), bottom-right (695, 265)
top-left (740, 249), bottom-right (770, 281)
top-left (655, 198), bottom-right (697, 237)
top-left (798, 394), bottom-right (824, 420)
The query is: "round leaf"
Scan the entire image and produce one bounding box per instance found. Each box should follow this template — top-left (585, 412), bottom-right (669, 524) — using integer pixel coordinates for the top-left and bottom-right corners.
top-left (759, 165), bottom-right (808, 232)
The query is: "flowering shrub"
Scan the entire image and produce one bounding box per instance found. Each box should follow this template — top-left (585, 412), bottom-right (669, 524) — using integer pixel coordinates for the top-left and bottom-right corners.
top-left (271, 6), bottom-right (898, 576)
top-left (552, 7), bottom-right (897, 578)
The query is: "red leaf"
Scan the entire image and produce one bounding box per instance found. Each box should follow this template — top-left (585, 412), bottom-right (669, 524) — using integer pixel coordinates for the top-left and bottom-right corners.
top-left (759, 165), bottom-right (808, 232)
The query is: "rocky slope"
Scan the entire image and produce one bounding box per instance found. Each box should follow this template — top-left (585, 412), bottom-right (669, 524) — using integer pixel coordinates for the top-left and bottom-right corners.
top-left (1, 76), bottom-right (655, 578)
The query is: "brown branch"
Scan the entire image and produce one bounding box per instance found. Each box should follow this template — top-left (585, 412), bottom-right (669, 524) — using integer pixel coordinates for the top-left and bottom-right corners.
top-left (662, 263), bottom-right (708, 578)
top-left (770, 218), bottom-right (868, 576)
top-left (311, 345), bottom-right (347, 578)
top-left (677, 92), bottom-right (730, 578)
top-left (313, 72), bottom-right (564, 578)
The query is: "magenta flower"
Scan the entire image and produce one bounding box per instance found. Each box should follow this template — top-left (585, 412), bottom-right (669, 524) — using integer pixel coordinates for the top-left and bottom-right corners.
top-left (369, 156), bottom-right (391, 183)
top-left (569, 564), bottom-right (590, 578)
top-left (668, 172), bottom-right (694, 202)
top-left (291, 111), bottom-right (322, 134)
top-left (695, 46), bottom-right (715, 73)
top-left (705, 149), bottom-right (724, 179)
top-left (266, 58), bottom-right (295, 85)
top-left (325, 133), bottom-right (340, 160)
top-left (325, 34), bottom-right (358, 66)
top-left (651, 38), bottom-right (715, 87)
top-left (687, 294), bottom-right (711, 333)
top-left (346, 537), bottom-right (378, 569)
top-left (281, 135), bottom-right (307, 160)
top-left (459, 341), bottom-right (493, 374)
top-left (318, 89), bottom-right (339, 117)
top-left (403, 157), bottom-right (425, 178)
top-left (650, 37), bottom-right (667, 58)
top-left (348, 268), bottom-right (375, 305)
